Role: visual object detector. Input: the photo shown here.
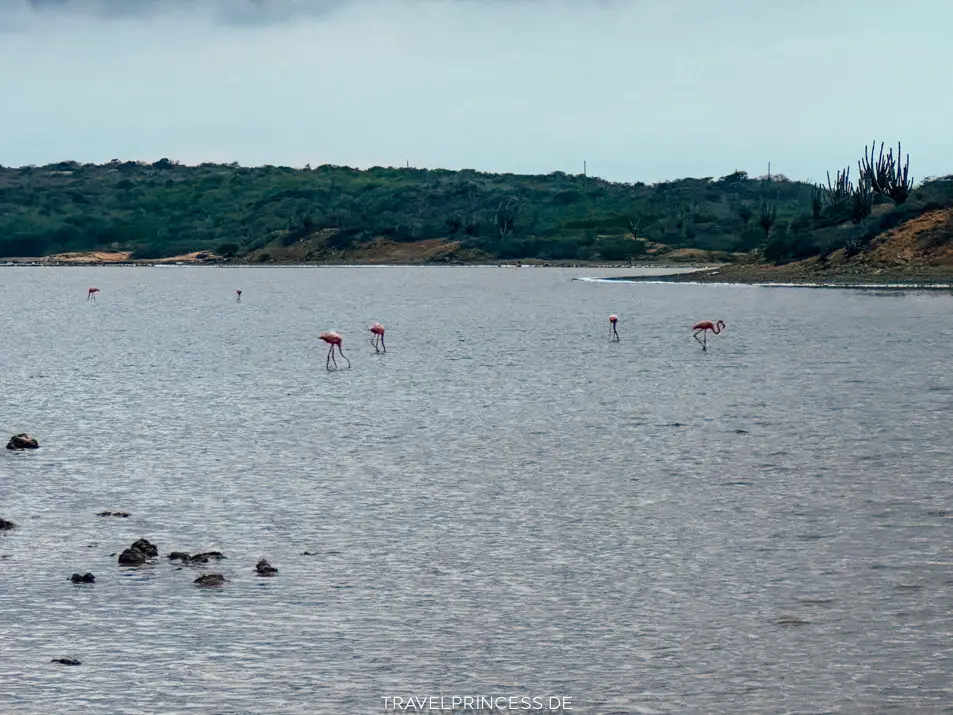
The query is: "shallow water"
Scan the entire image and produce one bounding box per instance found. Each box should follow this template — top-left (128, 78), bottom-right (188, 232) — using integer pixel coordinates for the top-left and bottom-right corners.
top-left (1, 266), bottom-right (952, 715)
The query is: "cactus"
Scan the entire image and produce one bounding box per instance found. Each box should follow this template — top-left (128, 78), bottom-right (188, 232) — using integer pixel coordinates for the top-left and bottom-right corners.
top-left (759, 200), bottom-right (777, 238)
top-left (825, 168), bottom-right (853, 205)
top-left (859, 140), bottom-right (913, 204)
top-left (851, 174), bottom-right (873, 224)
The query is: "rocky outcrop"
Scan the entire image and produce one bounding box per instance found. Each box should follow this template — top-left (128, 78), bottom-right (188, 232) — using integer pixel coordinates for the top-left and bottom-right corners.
top-left (255, 559), bottom-right (278, 576)
top-left (70, 573), bottom-right (95, 584)
top-left (6, 434), bottom-right (39, 450)
top-left (51, 658), bottom-right (81, 666)
top-left (117, 538), bottom-right (158, 565)
top-left (97, 511), bottom-right (130, 518)
top-left (0, 519), bottom-right (16, 531)
top-left (118, 548), bottom-right (146, 565)
top-left (194, 574), bottom-right (226, 587)
top-left (130, 539), bottom-right (158, 558)
top-left (190, 551), bottom-right (226, 563)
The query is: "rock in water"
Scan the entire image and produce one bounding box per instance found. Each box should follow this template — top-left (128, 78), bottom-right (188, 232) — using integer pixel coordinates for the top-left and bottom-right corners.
top-left (130, 539), bottom-right (158, 558)
top-left (190, 551), bottom-right (226, 563)
top-left (51, 658), bottom-right (81, 666)
top-left (6, 434), bottom-right (39, 450)
top-left (0, 519), bottom-right (16, 531)
top-left (255, 559), bottom-right (278, 576)
top-left (194, 574), bottom-right (227, 587)
top-left (96, 511), bottom-right (130, 518)
top-left (117, 548), bottom-right (147, 566)
top-left (70, 572), bottom-right (96, 584)
top-left (167, 552), bottom-right (192, 562)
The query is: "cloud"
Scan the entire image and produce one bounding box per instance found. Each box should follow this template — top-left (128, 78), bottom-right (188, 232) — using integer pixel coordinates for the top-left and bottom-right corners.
top-left (7, 0), bottom-right (353, 26)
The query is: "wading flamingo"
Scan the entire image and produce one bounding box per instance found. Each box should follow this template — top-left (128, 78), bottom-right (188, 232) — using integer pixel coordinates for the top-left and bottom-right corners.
top-left (236, 290), bottom-right (242, 303)
top-left (87, 288), bottom-right (100, 302)
top-left (692, 320), bottom-right (725, 351)
top-left (608, 314), bottom-right (620, 342)
top-left (319, 332), bottom-right (351, 370)
top-left (369, 323), bottom-right (386, 353)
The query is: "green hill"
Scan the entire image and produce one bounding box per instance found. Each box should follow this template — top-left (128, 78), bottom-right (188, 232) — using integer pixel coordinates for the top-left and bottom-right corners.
top-left (0, 155), bottom-right (949, 264)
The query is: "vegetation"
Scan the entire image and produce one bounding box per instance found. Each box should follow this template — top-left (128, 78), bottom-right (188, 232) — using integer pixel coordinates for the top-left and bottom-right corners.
top-left (0, 148), bottom-right (948, 265)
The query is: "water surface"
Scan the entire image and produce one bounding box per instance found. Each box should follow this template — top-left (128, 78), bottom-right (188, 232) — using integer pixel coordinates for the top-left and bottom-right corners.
top-left (1, 266), bottom-right (952, 714)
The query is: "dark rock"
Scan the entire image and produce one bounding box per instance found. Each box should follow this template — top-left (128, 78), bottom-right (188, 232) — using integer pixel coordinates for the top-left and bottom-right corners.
top-left (167, 552), bottom-right (192, 562)
top-left (130, 539), bottom-right (158, 558)
top-left (0, 519), bottom-right (16, 531)
top-left (118, 548), bottom-right (146, 566)
top-left (70, 572), bottom-right (95, 584)
top-left (255, 559), bottom-right (278, 577)
top-left (6, 434), bottom-right (39, 450)
top-left (190, 551), bottom-right (226, 563)
top-left (51, 658), bottom-right (81, 666)
top-left (194, 574), bottom-right (226, 587)
top-left (97, 511), bottom-right (130, 518)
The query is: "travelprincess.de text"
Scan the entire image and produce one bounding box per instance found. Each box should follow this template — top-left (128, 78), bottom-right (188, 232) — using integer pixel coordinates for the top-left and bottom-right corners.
top-left (382, 696), bottom-right (572, 712)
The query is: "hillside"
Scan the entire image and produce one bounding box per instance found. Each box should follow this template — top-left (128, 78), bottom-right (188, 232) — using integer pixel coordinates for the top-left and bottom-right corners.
top-left (0, 160), bottom-right (811, 262)
top-left (684, 203), bottom-right (953, 284)
top-left (1, 156), bottom-right (951, 269)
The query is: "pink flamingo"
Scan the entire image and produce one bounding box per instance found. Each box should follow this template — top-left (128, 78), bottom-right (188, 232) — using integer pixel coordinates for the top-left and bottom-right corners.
top-left (87, 287), bottom-right (100, 302)
top-left (608, 314), bottom-right (620, 341)
top-left (236, 290), bottom-right (242, 303)
top-left (692, 320), bottom-right (725, 351)
top-left (369, 323), bottom-right (386, 353)
top-left (319, 332), bottom-right (350, 370)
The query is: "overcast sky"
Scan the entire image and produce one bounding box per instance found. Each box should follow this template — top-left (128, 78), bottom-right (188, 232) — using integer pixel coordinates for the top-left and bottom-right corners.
top-left (1, 0), bottom-right (950, 183)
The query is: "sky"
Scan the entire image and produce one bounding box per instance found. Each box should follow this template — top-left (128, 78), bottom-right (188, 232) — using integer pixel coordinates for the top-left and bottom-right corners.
top-left (1, 0), bottom-right (950, 184)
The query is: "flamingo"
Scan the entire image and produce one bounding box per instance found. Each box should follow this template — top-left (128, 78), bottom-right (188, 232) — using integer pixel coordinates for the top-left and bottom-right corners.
top-left (608, 314), bottom-right (620, 342)
top-left (319, 332), bottom-right (350, 370)
top-left (692, 320), bottom-right (725, 351)
top-left (369, 323), bottom-right (386, 353)
top-left (87, 288), bottom-right (99, 302)
top-left (236, 290), bottom-right (242, 303)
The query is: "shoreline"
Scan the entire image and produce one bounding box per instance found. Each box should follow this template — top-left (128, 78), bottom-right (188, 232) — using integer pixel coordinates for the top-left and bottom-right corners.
top-left (601, 265), bottom-right (953, 289)
top-left (0, 258), bottom-right (716, 271)
top-left (4, 257), bottom-right (953, 289)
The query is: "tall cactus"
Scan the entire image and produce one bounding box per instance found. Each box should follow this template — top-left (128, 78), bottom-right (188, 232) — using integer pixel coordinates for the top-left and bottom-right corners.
top-left (825, 168), bottom-right (853, 205)
top-left (759, 200), bottom-right (777, 238)
top-left (859, 140), bottom-right (913, 204)
top-left (851, 174), bottom-right (873, 224)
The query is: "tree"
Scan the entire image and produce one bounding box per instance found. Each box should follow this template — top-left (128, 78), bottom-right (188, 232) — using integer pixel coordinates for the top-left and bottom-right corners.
top-left (737, 204), bottom-right (753, 229)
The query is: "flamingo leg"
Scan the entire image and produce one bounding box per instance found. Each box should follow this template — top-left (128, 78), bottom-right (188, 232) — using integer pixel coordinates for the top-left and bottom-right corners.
top-left (372, 335), bottom-right (380, 353)
top-left (380, 335), bottom-right (385, 353)
top-left (693, 330), bottom-right (704, 345)
top-left (326, 345), bottom-right (334, 370)
top-left (338, 345), bottom-right (351, 368)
